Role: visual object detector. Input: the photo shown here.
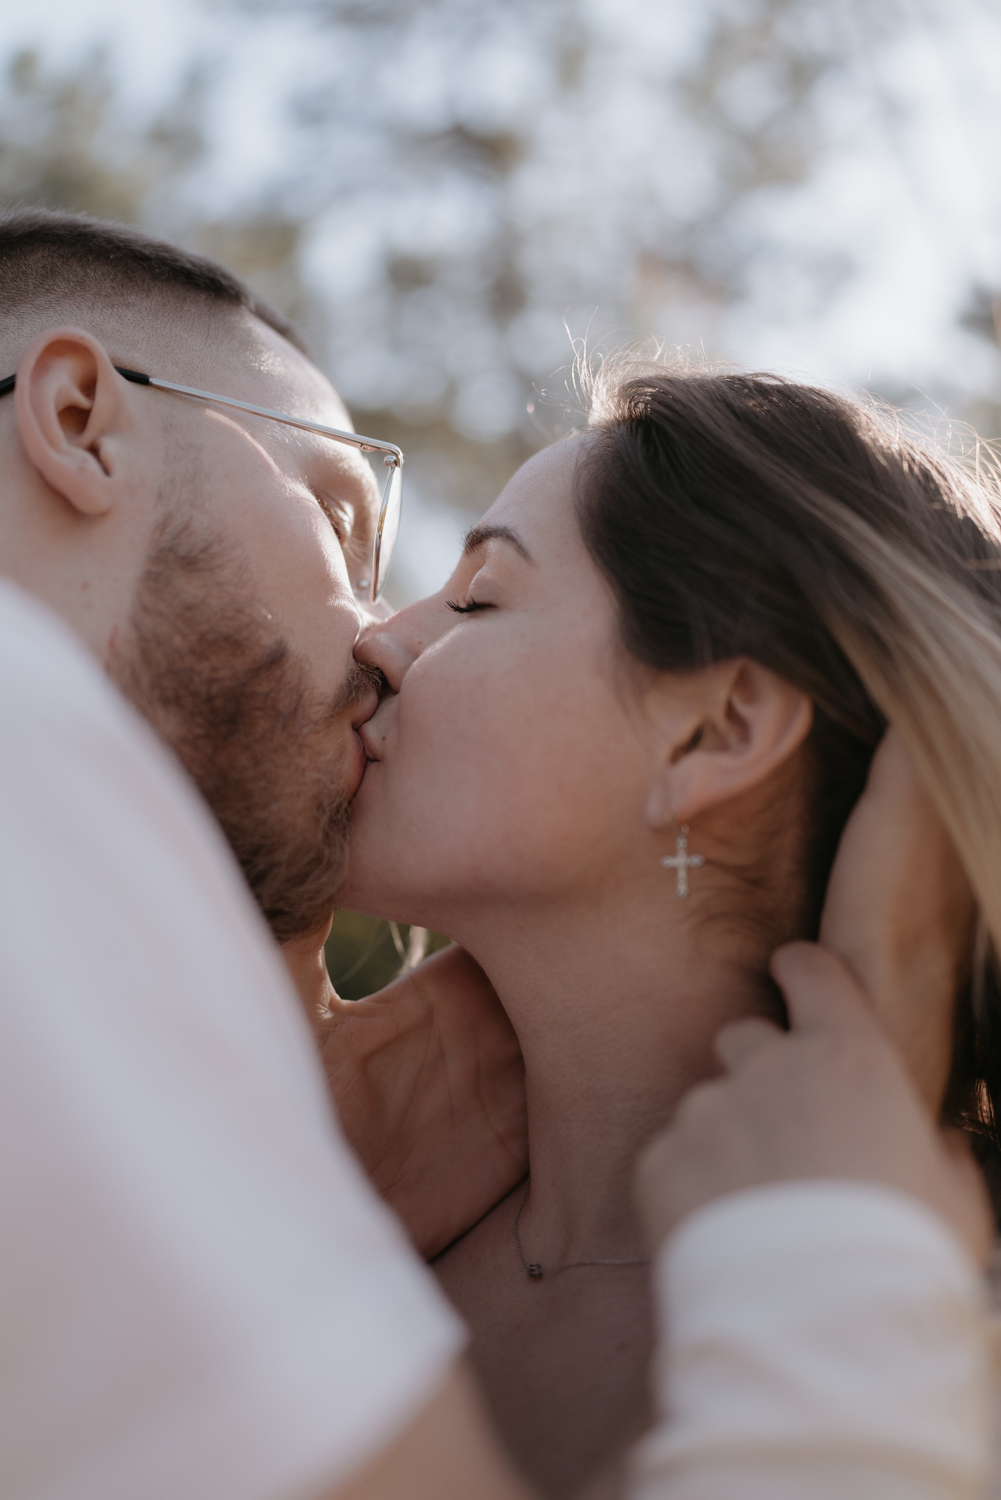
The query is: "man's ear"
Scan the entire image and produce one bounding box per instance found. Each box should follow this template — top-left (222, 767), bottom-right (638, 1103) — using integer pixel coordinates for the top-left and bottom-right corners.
top-left (13, 327), bottom-right (134, 517)
top-left (644, 659), bottom-right (814, 828)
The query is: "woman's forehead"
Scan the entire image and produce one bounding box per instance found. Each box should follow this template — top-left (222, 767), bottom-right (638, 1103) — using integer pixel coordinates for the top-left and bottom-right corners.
top-left (482, 435), bottom-right (585, 536)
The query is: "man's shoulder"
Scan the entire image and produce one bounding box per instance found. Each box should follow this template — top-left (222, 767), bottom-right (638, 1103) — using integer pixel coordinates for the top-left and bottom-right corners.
top-left (0, 576), bottom-right (193, 794)
top-left (0, 575), bottom-right (292, 1025)
top-left (0, 577), bottom-right (247, 902)
top-left (0, 576), bottom-right (131, 730)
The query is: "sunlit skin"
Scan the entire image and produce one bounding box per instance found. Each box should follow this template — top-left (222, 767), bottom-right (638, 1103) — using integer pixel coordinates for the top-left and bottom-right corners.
top-left (349, 440), bottom-right (680, 920)
top-left (348, 439), bottom-right (812, 922)
top-left (348, 436), bottom-right (820, 1498)
top-left (0, 301), bottom-right (536, 1265)
top-left (0, 286), bottom-right (987, 1500)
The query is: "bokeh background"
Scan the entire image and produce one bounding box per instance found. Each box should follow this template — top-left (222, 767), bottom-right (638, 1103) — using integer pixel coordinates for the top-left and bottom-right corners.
top-left (6, 0), bottom-right (1001, 990)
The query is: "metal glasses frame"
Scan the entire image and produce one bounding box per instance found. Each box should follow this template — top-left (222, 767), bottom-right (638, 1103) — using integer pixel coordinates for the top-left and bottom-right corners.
top-left (0, 364), bottom-right (404, 604)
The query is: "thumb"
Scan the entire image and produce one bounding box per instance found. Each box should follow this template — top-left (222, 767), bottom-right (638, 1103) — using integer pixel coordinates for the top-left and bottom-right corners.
top-left (770, 941), bottom-right (883, 1039)
top-left (714, 1015), bottom-right (784, 1071)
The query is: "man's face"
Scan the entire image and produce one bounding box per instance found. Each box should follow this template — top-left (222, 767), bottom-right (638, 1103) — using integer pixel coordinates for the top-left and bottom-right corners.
top-left (111, 312), bottom-right (382, 940)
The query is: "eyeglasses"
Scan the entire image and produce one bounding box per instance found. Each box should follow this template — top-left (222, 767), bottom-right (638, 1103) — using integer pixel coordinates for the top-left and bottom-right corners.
top-left (0, 364), bottom-right (404, 604)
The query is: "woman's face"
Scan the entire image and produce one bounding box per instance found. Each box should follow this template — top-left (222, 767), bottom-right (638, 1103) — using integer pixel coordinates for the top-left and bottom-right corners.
top-left (345, 436), bottom-right (667, 927)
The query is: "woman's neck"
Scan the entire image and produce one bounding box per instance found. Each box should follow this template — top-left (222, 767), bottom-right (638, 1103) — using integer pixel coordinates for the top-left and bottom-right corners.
top-left (452, 888), bottom-right (774, 1265)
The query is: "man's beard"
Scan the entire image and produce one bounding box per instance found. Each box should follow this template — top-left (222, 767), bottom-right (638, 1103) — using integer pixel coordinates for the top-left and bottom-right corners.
top-left (111, 513), bottom-right (377, 943)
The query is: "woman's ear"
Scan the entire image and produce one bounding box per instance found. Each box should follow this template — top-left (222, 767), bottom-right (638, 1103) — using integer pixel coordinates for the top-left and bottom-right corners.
top-left (644, 659), bottom-right (814, 828)
top-left (13, 327), bottom-right (133, 518)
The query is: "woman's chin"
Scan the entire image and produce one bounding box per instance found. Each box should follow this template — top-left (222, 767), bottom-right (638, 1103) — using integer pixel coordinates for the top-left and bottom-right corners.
top-left (339, 832), bottom-right (419, 923)
top-left (338, 840), bottom-right (451, 929)
top-left (343, 769), bottom-right (394, 903)
top-left (344, 767), bottom-right (470, 929)
top-left (335, 855), bottom-right (385, 917)
top-left (338, 887), bottom-right (437, 930)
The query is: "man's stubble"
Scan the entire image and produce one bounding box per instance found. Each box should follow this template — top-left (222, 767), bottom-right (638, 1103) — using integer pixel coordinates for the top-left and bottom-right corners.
top-left (112, 507), bottom-right (377, 943)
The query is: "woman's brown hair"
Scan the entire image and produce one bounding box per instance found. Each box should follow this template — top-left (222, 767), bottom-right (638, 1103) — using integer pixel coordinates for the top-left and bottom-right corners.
top-left (575, 357), bottom-right (1001, 1165)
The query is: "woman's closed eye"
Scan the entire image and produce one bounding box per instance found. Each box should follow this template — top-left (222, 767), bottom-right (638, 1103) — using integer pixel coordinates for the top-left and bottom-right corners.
top-left (446, 597), bottom-right (494, 615)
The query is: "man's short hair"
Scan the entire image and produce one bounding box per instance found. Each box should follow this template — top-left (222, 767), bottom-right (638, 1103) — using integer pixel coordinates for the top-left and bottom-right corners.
top-left (0, 206), bottom-right (308, 354)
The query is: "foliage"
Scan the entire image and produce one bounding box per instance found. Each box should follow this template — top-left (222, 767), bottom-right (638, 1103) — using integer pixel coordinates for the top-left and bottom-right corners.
top-left (3, 1), bottom-right (1000, 992)
top-left (325, 912), bottom-right (451, 1000)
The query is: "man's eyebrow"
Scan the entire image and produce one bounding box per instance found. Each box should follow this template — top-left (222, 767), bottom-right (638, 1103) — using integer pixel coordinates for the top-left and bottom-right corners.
top-left (462, 523), bottom-right (534, 562)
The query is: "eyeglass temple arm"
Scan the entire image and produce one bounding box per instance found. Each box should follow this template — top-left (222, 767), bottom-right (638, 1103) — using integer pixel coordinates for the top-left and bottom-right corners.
top-left (0, 368), bottom-right (149, 401)
top-left (0, 367), bottom-right (402, 467)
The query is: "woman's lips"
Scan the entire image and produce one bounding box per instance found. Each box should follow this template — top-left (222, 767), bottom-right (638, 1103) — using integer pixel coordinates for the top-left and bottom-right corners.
top-left (348, 688), bottom-right (382, 775)
top-left (357, 719), bottom-right (382, 762)
top-left (345, 729), bottom-right (369, 797)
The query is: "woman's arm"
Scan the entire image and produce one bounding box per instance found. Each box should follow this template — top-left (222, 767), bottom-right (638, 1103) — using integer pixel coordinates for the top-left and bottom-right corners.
top-left (818, 729), bottom-right (977, 1113)
top-left (629, 942), bottom-right (995, 1500)
top-left (625, 732), bottom-right (996, 1499)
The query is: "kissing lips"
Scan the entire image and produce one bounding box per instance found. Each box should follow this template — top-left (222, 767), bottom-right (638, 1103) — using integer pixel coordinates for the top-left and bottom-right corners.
top-left (358, 719), bottom-right (382, 764)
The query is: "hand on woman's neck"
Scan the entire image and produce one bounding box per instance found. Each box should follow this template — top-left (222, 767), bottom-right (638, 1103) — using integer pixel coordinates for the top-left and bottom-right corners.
top-left (449, 863), bottom-right (783, 1266)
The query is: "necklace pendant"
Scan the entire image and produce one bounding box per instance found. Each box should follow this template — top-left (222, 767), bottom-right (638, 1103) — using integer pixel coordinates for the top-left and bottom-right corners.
top-left (527, 1263), bottom-right (544, 1280)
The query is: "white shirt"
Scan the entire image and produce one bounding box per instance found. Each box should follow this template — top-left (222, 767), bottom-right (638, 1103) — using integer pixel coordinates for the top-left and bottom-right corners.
top-left (0, 580), bottom-right (463, 1500)
top-left (633, 1181), bottom-right (996, 1500)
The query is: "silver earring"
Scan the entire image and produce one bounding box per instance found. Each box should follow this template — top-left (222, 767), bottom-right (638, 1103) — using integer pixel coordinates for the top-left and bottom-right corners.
top-left (660, 823), bottom-right (704, 901)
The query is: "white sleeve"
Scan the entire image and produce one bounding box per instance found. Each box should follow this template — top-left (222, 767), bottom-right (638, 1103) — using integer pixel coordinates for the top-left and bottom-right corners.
top-left (628, 1182), bottom-right (994, 1500)
top-left (0, 585), bottom-right (464, 1500)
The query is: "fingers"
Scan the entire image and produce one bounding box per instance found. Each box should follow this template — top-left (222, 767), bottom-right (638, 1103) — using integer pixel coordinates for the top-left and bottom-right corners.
top-left (714, 942), bottom-right (884, 1076)
top-left (770, 941), bottom-right (882, 1037)
top-left (863, 727), bottom-right (922, 808)
top-left (863, 729), bottom-right (950, 837)
top-left (714, 1015), bottom-right (783, 1070)
top-left (938, 1129), bottom-right (996, 1267)
top-left (941, 1126), bottom-right (976, 1165)
top-left (818, 724), bottom-right (975, 1118)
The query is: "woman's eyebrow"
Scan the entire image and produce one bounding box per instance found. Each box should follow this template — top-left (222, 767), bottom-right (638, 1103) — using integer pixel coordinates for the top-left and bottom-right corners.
top-left (462, 523), bottom-right (534, 562)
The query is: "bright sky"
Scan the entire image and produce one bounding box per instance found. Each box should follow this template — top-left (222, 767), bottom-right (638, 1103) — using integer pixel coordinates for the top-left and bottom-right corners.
top-left (6, 0), bottom-right (1001, 594)
top-left (8, 0), bottom-right (1001, 393)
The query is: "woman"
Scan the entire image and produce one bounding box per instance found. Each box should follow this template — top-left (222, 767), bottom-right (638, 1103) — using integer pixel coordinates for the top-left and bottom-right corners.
top-left (342, 360), bottom-right (1001, 1498)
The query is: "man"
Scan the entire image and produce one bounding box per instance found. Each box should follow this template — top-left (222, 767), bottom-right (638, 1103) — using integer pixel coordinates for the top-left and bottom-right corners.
top-left (0, 206), bottom-right (526, 1253)
top-left (0, 206), bottom-right (528, 1499)
top-left (0, 207), bottom-right (990, 1500)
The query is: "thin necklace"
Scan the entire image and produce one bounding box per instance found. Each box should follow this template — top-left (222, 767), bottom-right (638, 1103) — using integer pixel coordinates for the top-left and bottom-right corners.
top-left (512, 1176), bottom-right (650, 1281)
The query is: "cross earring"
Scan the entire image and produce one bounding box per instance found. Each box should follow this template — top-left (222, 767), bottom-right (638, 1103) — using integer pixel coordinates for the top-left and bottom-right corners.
top-left (660, 823), bottom-right (704, 900)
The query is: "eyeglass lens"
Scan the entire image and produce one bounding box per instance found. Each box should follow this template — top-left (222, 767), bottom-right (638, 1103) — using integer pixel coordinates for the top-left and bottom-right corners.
top-left (374, 462), bottom-right (403, 600)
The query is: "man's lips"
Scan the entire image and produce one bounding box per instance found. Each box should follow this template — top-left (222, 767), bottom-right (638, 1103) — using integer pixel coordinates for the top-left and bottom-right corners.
top-left (350, 685), bottom-right (380, 731)
top-left (352, 680), bottom-right (394, 765)
top-left (352, 687), bottom-right (384, 747)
